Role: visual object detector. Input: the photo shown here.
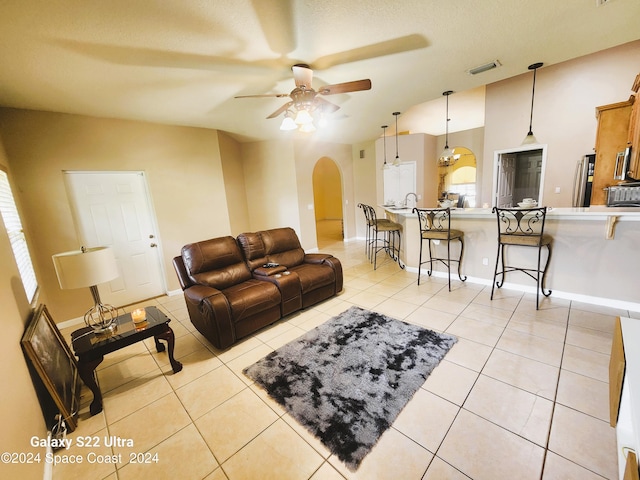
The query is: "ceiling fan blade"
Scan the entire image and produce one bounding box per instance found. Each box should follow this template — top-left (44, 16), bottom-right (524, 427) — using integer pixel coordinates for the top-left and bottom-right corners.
top-left (250, 0), bottom-right (296, 56)
top-left (266, 101), bottom-right (293, 119)
top-left (292, 64), bottom-right (314, 88)
top-left (234, 93), bottom-right (290, 98)
top-left (312, 34), bottom-right (429, 70)
top-left (318, 79), bottom-right (371, 95)
top-left (315, 97), bottom-right (340, 114)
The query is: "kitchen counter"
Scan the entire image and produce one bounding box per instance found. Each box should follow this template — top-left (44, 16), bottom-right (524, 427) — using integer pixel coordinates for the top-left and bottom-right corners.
top-left (381, 205), bottom-right (640, 310)
top-left (382, 205), bottom-right (640, 220)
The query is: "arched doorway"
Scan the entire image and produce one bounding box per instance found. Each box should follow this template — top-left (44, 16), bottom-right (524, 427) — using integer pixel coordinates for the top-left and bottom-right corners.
top-left (438, 146), bottom-right (477, 207)
top-left (312, 157), bottom-right (344, 247)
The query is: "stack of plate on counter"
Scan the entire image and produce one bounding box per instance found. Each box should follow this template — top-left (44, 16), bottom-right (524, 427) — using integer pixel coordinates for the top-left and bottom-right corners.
top-left (517, 198), bottom-right (538, 208)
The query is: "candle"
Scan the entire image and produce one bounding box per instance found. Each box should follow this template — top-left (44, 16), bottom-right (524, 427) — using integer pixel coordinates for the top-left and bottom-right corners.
top-left (131, 308), bottom-right (146, 323)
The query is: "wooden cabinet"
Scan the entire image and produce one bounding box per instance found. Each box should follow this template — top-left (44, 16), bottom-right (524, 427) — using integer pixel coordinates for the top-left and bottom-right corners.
top-left (591, 100), bottom-right (633, 205)
top-left (627, 74), bottom-right (640, 179)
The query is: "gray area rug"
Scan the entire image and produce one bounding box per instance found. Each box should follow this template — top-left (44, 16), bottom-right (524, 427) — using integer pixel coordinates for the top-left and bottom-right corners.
top-left (243, 305), bottom-right (457, 470)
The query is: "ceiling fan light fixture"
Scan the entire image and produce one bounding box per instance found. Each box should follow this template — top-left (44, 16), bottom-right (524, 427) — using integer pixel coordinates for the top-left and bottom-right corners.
top-left (299, 122), bottom-right (316, 133)
top-left (279, 113), bottom-right (297, 131)
top-left (294, 108), bottom-right (313, 125)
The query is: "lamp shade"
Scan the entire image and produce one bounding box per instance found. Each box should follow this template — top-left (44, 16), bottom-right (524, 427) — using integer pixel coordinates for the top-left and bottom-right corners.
top-left (52, 246), bottom-right (119, 290)
top-left (279, 116), bottom-right (297, 131)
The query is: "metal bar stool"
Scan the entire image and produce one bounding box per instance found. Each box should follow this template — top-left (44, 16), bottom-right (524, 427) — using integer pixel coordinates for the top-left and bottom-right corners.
top-left (358, 203), bottom-right (392, 261)
top-left (366, 205), bottom-right (403, 270)
top-left (358, 203), bottom-right (373, 259)
top-left (491, 206), bottom-right (552, 309)
top-left (413, 207), bottom-right (466, 291)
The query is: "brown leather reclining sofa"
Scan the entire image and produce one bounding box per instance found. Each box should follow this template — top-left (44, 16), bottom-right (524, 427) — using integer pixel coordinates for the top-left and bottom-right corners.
top-left (173, 227), bottom-right (343, 349)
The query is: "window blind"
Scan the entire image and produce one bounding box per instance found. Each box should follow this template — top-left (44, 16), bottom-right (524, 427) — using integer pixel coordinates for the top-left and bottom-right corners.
top-left (0, 170), bottom-right (38, 303)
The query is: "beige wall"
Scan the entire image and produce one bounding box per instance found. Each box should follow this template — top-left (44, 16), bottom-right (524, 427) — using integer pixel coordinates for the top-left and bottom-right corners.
top-left (482, 40), bottom-right (640, 207)
top-left (352, 139), bottom-right (377, 239)
top-left (241, 139), bottom-right (301, 235)
top-left (219, 131), bottom-right (251, 236)
top-left (0, 144), bottom-right (51, 480)
top-left (0, 109), bottom-right (233, 321)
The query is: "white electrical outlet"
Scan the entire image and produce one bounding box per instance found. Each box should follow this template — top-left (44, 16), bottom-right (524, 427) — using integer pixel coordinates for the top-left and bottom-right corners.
top-left (482, 257), bottom-right (489, 266)
top-left (555, 187), bottom-right (561, 194)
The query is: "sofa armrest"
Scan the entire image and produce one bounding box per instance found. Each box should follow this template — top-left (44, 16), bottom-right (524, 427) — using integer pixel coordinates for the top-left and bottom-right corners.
top-left (303, 253), bottom-right (333, 264)
top-left (183, 285), bottom-right (235, 349)
top-left (303, 254), bottom-right (343, 293)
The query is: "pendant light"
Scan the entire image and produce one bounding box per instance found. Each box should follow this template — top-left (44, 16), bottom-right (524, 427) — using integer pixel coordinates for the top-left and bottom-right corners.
top-left (393, 111), bottom-right (401, 166)
top-left (522, 62), bottom-right (543, 145)
top-left (438, 90), bottom-right (458, 167)
top-left (381, 125), bottom-right (390, 170)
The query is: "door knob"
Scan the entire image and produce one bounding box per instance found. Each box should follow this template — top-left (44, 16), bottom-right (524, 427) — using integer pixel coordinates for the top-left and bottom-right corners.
top-left (150, 243), bottom-right (157, 248)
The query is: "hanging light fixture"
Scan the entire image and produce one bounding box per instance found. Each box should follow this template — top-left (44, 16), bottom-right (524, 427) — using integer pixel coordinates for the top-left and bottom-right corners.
top-left (299, 122), bottom-right (316, 133)
top-left (438, 90), bottom-right (459, 167)
top-left (279, 111), bottom-right (297, 131)
top-left (294, 108), bottom-right (314, 125)
top-left (522, 62), bottom-right (543, 145)
top-left (393, 111), bottom-right (401, 166)
top-left (381, 125), bottom-right (389, 170)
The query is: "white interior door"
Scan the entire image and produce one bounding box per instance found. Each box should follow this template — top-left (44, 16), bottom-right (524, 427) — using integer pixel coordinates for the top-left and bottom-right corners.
top-left (496, 154), bottom-right (516, 207)
top-left (64, 171), bottom-right (165, 307)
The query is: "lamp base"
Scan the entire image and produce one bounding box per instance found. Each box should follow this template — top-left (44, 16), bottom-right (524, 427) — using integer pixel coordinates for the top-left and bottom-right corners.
top-left (84, 302), bottom-right (118, 333)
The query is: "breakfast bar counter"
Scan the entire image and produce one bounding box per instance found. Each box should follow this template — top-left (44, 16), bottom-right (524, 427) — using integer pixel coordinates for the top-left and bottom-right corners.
top-left (382, 206), bottom-right (640, 309)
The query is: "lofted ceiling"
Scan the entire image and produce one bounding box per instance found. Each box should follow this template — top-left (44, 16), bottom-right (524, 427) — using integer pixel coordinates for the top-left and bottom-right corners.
top-left (0, 0), bottom-right (639, 144)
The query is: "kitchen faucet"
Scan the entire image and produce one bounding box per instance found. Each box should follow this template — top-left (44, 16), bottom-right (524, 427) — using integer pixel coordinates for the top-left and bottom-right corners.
top-left (404, 192), bottom-right (418, 208)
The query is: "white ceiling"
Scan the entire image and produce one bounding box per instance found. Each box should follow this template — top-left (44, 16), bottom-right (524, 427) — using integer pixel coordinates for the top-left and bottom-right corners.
top-left (0, 0), bottom-right (639, 144)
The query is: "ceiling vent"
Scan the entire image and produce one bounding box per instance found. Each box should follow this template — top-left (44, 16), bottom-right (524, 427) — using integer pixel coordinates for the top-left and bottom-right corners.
top-left (468, 60), bottom-right (501, 75)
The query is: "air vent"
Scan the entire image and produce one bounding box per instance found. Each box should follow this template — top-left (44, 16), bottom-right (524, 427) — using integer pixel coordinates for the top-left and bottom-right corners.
top-left (468, 60), bottom-right (501, 75)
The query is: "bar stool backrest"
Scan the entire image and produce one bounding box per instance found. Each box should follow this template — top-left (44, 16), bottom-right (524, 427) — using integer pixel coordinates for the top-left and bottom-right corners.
top-left (357, 203), bottom-right (372, 225)
top-left (493, 207), bottom-right (548, 246)
top-left (368, 204), bottom-right (380, 224)
top-left (414, 208), bottom-right (453, 237)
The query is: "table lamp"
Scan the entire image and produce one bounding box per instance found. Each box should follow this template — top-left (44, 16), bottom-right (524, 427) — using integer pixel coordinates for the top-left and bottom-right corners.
top-left (52, 246), bottom-right (119, 332)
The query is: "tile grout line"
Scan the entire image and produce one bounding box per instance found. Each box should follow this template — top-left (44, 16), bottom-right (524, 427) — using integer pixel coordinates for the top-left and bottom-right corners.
top-left (537, 301), bottom-right (571, 480)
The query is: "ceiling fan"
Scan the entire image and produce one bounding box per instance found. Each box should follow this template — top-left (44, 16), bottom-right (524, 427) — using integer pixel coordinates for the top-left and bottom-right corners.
top-left (234, 64), bottom-right (371, 130)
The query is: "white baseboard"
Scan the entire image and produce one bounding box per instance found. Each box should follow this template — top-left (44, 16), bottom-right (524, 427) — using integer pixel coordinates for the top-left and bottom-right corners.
top-left (57, 316), bottom-right (85, 330)
top-left (405, 267), bottom-right (640, 312)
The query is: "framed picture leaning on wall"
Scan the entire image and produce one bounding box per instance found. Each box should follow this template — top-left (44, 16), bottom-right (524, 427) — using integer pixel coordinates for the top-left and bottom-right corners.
top-left (21, 304), bottom-right (81, 432)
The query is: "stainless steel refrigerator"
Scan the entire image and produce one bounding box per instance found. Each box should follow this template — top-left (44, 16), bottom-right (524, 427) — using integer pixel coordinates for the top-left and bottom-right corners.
top-left (573, 154), bottom-right (596, 207)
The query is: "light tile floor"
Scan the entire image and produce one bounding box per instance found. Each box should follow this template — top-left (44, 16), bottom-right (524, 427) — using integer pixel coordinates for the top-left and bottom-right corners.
top-left (56, 235), bottom-right (639, 480)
